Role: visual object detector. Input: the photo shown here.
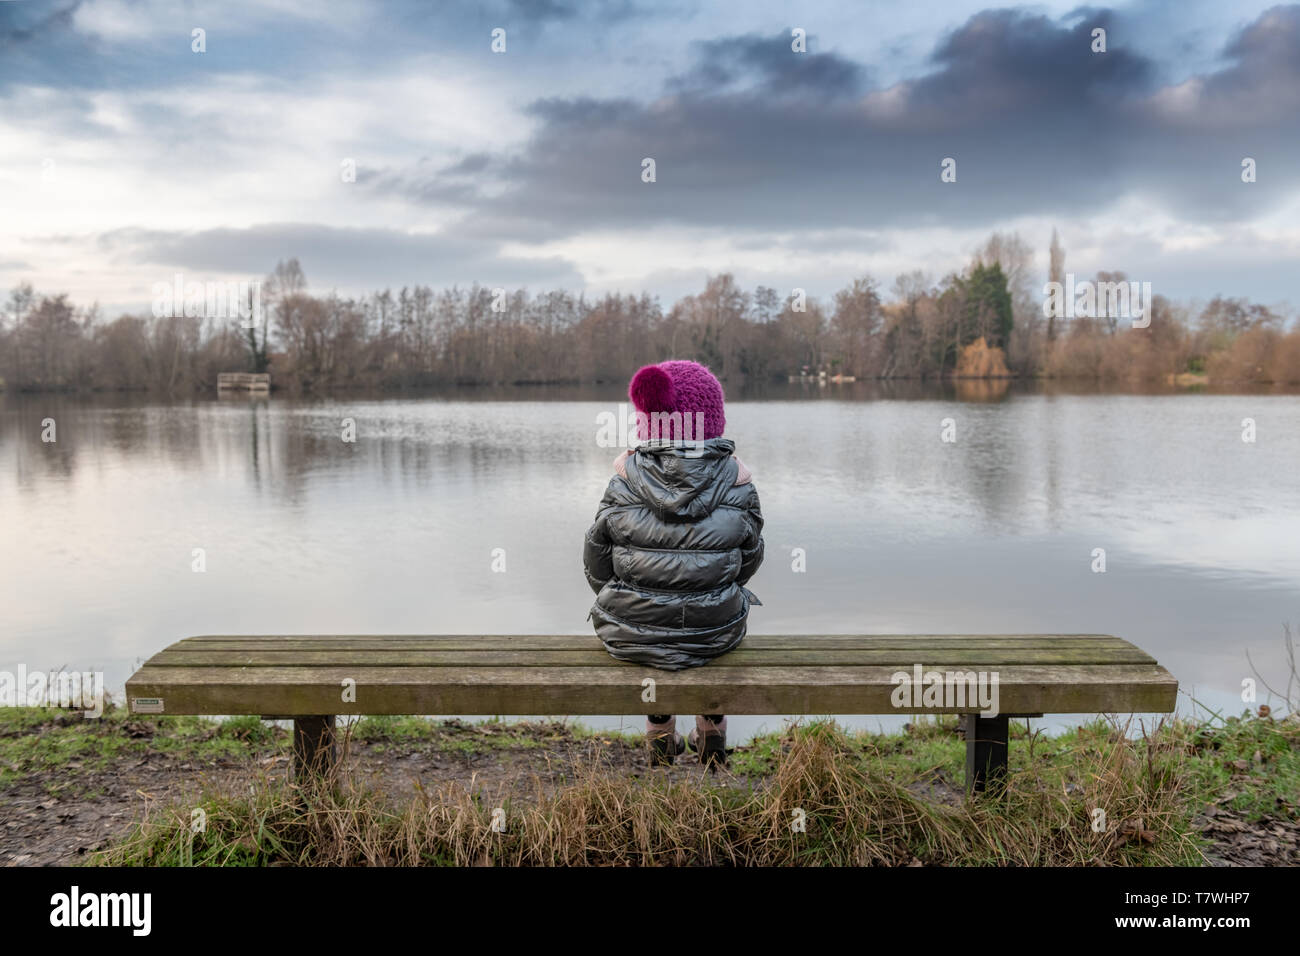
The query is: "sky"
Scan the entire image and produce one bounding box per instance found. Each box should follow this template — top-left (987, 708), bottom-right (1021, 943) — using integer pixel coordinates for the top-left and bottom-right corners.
top-left (1, 0), bottom-right (1298, 318)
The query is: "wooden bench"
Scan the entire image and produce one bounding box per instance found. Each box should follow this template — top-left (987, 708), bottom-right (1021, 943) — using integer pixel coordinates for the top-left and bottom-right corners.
top-left (124, 633), bottom-right (1178, 794)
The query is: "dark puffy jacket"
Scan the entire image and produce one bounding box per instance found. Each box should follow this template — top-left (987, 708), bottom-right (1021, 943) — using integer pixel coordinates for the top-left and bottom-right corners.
top-left (583, 437), bottom-right (764, 670)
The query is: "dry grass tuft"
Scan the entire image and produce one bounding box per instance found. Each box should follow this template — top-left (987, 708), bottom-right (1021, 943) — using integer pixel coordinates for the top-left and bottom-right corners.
top-left (97, 718), bottom-right (1203, 867)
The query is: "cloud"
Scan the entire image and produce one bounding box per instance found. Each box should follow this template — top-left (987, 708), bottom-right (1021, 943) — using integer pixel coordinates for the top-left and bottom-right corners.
top-left (93, 224), bottom-right (585, 291)
top-left (5, 1), bottom-right (1299, 310)
top-left (0, 0), bottom-right (373, 93)
top-left (1191, 3), bottom-right (1300, 121)
top-left (71, 0), bottom-right (173, 41)
top-left (908, 9), bottom-right (1154, 113)
top-left (668, 33), bottom-right (869, 98)
top-left (369, 8), bottom-right (1299, 242)
top-left (463, 0), bottom-right (665, 25)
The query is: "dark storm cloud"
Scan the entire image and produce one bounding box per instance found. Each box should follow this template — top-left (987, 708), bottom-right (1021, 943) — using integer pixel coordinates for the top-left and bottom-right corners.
top-left (668, 33), bottom-right (869, 98)
top-left (1109, 5), bottom-right (1300, 222)
top-left (371, 6), bottom-right (1300, 239)
top-left (1198, 4), bottom-right (1300, 116)
top-left (908, 9), bottom-right (1154, 111)
top-left (94, 224), bottom-right (584, 290)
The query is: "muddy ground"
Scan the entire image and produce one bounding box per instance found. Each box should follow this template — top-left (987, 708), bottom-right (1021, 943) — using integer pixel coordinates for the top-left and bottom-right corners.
top-left (1, 719), bottom-right (762, 866)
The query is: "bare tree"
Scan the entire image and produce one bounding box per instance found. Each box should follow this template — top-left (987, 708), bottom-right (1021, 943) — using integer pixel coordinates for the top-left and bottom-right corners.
top-left (832, 276), bottom-right (883, 377)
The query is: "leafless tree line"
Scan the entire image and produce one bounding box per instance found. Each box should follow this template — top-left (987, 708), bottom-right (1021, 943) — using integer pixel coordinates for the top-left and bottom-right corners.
top-left (1, 234), bottom-right (1296, 394)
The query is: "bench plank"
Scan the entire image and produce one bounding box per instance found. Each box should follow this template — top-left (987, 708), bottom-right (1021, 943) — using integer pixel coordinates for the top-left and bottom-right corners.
top-left (145, 647), bottom-right (1157, 667)
top-left (175, 633), bottom-right (1136, 648)
top-left (127, 659), bottom-right (1178, 716)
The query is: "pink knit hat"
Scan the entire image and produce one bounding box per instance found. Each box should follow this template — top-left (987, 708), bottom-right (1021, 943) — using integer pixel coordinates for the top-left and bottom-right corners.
top-left (628, 360), bottom-right (726, 441)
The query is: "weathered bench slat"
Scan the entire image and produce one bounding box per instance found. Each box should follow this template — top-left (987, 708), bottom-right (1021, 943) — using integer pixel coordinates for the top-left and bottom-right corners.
top-left (126, 661), bottom-right (1178, 715)
top-left (145, 646), bottom-right (1157, 667)
top-left (176, 633), bottom-right (1136, 649)
top-left (166, 637), bottom-right (1147, 656)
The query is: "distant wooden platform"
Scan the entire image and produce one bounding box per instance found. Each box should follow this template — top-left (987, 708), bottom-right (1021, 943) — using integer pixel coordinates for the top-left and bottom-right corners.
top-left (216, 372), bottom-right (270, 392)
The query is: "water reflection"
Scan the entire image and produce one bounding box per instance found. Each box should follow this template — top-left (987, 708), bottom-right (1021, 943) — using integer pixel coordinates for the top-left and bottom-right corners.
top-left (953, 378), bottom-right (1012, 402)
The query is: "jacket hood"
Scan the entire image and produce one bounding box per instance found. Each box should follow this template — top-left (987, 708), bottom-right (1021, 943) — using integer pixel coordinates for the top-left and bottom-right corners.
top-left (623, 437), bottom-right (739, 520)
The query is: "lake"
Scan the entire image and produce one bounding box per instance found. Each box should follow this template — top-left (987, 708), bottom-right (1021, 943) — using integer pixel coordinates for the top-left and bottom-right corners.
top-left (3, 383), bottom-right (1298, 742)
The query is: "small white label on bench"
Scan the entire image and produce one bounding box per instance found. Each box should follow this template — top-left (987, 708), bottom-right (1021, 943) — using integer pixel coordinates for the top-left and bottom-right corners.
top-left (132, 698), bottom-right (165, 714)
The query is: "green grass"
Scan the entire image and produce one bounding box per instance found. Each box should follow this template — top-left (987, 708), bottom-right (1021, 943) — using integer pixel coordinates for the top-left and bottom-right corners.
top-left (729, 728), bottom-right (786, 776)
top-left (349, 715), bottom-right (437, 742)
top-left (0, 710), bottom-right (608, 784)
top-left (433, 732), bottom-right (543, 755)
top-left (0, 705), bottom-right (285, 793)
top-left (348, 715), bottom-right (570, 754)
top-left (1177, 710), bottom-right (1300, 821)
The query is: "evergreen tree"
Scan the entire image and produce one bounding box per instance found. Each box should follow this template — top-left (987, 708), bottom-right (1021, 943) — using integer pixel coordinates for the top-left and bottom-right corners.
top-left (960, 262), bottom-right (1014, 349)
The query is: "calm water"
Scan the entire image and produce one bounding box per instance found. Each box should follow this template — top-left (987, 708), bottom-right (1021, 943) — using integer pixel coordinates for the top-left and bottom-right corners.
top-left (3, 385), bottom-right (1298, 742)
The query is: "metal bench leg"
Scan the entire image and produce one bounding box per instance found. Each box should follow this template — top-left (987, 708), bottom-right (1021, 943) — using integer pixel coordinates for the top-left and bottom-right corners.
top-left (293, 715), bottom-right (337, 783)
top-left (963, 714), bottom-right (1008, 796)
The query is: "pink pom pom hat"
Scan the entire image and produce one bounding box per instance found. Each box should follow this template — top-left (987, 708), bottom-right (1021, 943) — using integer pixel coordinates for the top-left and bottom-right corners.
top-left (628, 360), bottom-right (726, 442)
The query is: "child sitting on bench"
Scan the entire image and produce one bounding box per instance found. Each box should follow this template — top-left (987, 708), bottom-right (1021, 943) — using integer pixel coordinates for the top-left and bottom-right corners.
top-left (583, 360), bottom-right (765, 766)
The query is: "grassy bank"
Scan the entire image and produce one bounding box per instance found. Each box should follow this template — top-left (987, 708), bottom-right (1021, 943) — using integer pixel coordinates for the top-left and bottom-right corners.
top-left (2, 705), bottom-right (1295, 866)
